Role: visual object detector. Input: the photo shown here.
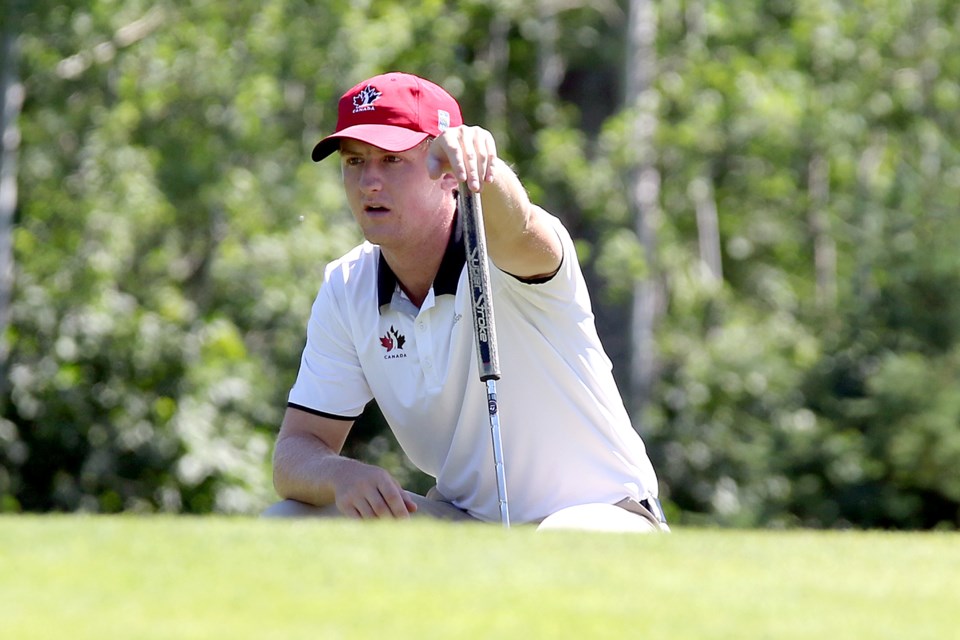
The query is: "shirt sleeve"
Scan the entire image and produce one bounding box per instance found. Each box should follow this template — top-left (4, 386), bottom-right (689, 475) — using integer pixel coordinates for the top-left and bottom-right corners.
top-left (494, 213), bottom-right (582, 308)
top-left (287, 270), bottom-right (373, 420)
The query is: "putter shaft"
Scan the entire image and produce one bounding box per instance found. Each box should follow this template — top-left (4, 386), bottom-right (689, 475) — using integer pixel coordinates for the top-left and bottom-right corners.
top-left (487, 379), bottom-right (510, 527)
top-left (460, 186), bottom-right (510, 528)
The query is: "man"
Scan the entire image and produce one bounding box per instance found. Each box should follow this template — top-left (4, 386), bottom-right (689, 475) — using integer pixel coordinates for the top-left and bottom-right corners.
top-left (264, 72), bottom-right (667, 532)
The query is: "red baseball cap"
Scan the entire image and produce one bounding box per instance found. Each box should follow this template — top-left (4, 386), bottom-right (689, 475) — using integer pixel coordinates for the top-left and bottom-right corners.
top-left (311, 72), bottom-right (464, 162)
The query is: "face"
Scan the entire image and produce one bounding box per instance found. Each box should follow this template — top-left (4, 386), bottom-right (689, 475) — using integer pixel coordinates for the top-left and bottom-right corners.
top-left (339, 138), bottom-right (456, 251)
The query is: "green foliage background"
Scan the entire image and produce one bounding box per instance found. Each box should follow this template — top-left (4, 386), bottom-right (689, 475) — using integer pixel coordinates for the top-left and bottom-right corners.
top-left (2, 0), bottom-right (959, 528)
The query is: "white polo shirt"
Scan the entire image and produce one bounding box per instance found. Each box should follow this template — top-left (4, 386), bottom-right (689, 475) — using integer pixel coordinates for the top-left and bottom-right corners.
top-left (288, 211), bottom-right (659, 524)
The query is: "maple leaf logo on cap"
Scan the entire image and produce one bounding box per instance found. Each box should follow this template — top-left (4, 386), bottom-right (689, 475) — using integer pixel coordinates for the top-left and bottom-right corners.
top-left (353, 85), bottom-right (381, 113)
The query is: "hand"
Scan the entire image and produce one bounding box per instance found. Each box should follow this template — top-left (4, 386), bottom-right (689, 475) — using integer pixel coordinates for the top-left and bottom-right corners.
top-left (331, 459), bottom-right (418, 519)
top-left (426, 125), bottom-right (498, 193)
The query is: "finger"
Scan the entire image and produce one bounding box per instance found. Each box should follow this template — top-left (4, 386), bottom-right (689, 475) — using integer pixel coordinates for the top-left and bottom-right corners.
top-left (402, 491), bottom-right (418, 514)
top-left (482, 134), bottom-right (498, 184)
top-left (378, 487), bottom-right (413, 519)
top-left (468, 127), bottom-right (493, 192)
top-left (434, 129), bottom-right (473, 182)
top-left (427, 139), bottom-right (464, 183)
top-left (426, 136), bottom-right (453, 180)
top-left (446, 142), bottom-right (468, 185)
top-left (342, 480), bottom-right (397, 519)
top-left (460, 131), bottom-right (482, 193)
top-left (341, 500), bottom-right (369, 519)
top-left (426, 152), bottom-right (444, 180)
top-left (338, 488), bottom-right (377, 519)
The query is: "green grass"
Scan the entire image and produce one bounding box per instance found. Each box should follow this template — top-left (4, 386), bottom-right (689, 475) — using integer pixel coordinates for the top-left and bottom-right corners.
top-left (1, 516), bottom-right (956, 639)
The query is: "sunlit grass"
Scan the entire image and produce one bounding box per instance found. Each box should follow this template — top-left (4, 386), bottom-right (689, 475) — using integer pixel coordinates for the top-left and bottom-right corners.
top-left (1, 516), bottom-right (956, 639)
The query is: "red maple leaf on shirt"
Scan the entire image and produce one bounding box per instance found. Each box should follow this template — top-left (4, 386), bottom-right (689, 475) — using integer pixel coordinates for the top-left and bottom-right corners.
top-left (379, 326), bottom-right (406, 353)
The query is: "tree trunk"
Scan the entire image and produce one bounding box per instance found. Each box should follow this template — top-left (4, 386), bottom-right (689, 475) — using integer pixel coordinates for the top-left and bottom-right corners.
top-left (682, 1), bottom-right (723, 284)
top-left (691, 173), bottom-right (723, 283)
top-left (853, 133), bottom-right (887, 301)
top-left (808, 153), bottom-right (836, 308)
top-left (536, 1), bottom-right (564, 97)
top-left (484, 12), bottom-right (510, 143)
top-left (0, 19), bottom-right (23, 382)
top-left (625, 0), bottom-right (661, 418)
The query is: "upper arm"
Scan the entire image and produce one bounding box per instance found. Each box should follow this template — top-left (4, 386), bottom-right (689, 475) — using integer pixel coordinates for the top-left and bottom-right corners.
top-left (489, 204), bottom-right (562, 280)
top-left (277, 405), bottom-right (355, 455)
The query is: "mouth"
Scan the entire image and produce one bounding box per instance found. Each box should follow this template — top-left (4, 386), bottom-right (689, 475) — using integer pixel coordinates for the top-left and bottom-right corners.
top-left (363, 204), bottom-right (391, 215)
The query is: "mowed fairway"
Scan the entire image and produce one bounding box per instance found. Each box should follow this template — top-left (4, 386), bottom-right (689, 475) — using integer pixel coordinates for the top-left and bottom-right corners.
top-left (1, 516), bottom-right (956, 639)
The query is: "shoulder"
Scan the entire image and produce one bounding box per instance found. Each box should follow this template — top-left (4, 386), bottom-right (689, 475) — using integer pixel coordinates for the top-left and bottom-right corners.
top-left (311, 242), bottom-right (379, 317)
top-left (323, 242), bottom-right (378, 285)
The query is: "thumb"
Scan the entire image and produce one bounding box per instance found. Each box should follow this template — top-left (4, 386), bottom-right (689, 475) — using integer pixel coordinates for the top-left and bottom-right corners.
top-left (426, 152), bottom-right (445, 180)
top-left (403, 491), bottom-right (418, 514)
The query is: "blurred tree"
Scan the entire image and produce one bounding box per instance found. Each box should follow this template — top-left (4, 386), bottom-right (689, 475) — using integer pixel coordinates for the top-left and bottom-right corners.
top-left (5, 0), bottom-right (359, 513)
top-left (625, 0), bottom-right (663, 417)
top-left (0, 7), bottom-right (23, 389)
top-left (641, 0), bottom-right (960, 528)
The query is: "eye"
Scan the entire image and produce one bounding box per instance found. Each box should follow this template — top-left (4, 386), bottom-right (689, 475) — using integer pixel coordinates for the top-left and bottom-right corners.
top-left (383, 154), bottom-right (403, 164)
top-left (342, 155), bottom-right (363, 166)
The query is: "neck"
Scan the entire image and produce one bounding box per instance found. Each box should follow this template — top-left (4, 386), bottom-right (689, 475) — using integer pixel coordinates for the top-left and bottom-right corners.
top-left (381, 217), bottom-right (455, 308)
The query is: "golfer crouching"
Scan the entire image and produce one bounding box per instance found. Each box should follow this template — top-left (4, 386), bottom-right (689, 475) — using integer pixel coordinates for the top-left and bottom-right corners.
top-left (263, 72), bottom-right (668, 533)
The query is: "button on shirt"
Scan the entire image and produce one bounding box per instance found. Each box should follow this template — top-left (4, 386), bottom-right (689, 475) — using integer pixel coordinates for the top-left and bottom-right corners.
top-left (288, 211), bottom-right (660, 524)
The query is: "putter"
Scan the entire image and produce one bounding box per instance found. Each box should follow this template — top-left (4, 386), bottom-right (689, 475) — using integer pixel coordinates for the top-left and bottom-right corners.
top-left (459, 185), bottom-right (510, 528)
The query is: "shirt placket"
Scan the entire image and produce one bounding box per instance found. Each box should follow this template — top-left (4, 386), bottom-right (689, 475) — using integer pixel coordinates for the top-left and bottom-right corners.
top-left (415, 308), bottom-right (442, 388)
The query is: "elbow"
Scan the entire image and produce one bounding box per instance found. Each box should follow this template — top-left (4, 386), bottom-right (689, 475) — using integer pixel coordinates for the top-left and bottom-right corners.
top-left (270, 441), bottom-right (294, 499)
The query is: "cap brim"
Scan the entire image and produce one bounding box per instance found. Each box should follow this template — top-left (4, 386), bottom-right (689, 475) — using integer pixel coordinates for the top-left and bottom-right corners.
top-left (311, 125), bottom-right (430, 162)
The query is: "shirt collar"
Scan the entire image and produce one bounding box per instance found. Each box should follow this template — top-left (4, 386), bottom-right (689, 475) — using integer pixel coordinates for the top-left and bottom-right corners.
top-left (377, 210), bottom-right (464, 309)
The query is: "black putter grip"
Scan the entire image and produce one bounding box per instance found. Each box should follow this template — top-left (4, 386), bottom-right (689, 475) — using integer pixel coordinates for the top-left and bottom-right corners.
top-left (459, 187), bottom-right (501, 381)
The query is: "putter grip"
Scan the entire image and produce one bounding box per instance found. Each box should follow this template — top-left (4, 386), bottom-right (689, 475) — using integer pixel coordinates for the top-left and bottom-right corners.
top-left (459, 187), bottom-right (501, 381)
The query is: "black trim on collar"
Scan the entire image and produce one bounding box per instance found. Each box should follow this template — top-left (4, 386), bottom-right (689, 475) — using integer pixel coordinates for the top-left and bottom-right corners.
top-left (376, 252), bottom-right (397, 308)
top-left (377, 210), bottom-right (465, 309)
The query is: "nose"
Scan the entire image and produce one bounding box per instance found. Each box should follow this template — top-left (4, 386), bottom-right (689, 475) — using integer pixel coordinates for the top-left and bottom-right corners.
top-left (358, 163), bottom-right (383, 193)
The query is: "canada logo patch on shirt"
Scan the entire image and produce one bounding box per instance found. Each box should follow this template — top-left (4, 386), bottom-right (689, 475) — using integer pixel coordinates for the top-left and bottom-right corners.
top-left (380, 326), bottom-right (407, 359)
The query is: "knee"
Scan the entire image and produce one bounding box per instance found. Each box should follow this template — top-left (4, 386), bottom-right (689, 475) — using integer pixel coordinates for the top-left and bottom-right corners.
top-left (536, 503), bottom-right (659, 533)
top-left (261, 499), bottom-right (339, 518)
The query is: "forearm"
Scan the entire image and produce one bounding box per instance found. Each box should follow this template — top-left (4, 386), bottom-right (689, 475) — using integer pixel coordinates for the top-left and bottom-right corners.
top-left (273, 429), bottom-right (417, 518)
top-left (272, 431), bottom-right (345, 507)
top-left (428, 124), bottom-right (561, 277)
top-left (479, 159), bottom-right (561, 278)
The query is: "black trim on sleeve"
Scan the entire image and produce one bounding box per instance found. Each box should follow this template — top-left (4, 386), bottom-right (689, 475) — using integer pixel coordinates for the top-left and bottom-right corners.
top-left (511, 270), bottom-right (558, 285)
top-left (287, 402), bottom-right (361, 422)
